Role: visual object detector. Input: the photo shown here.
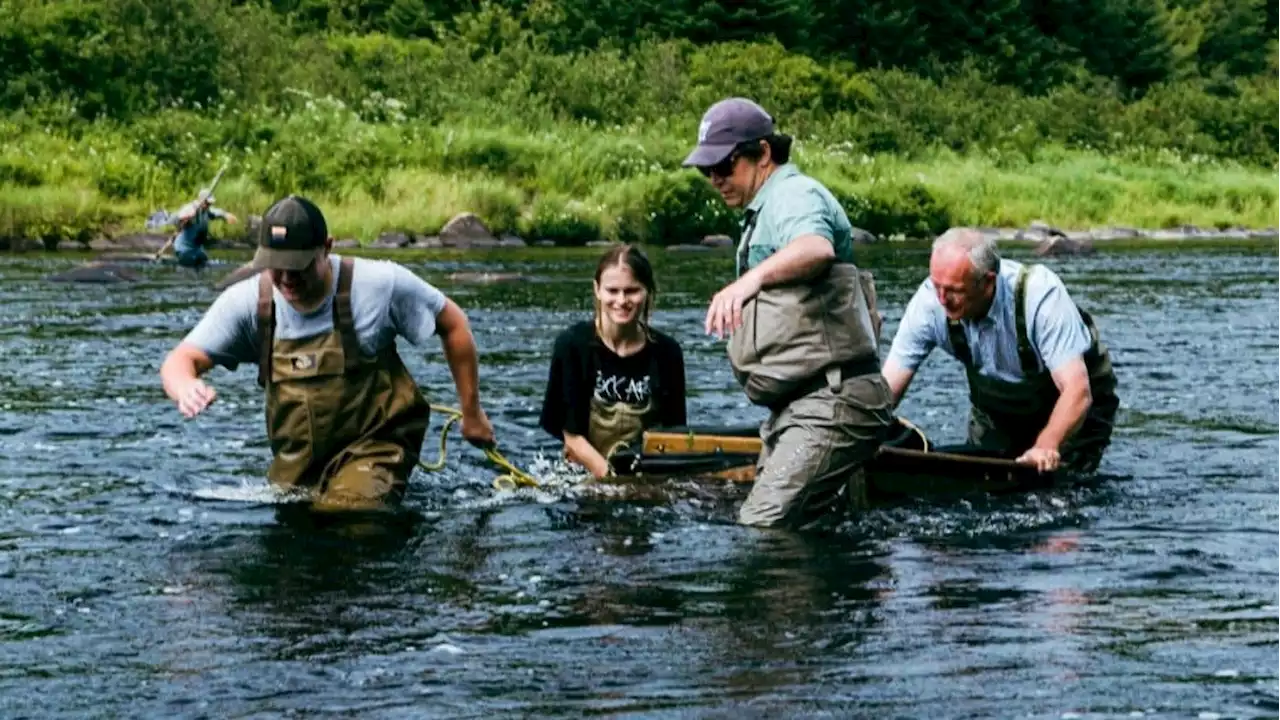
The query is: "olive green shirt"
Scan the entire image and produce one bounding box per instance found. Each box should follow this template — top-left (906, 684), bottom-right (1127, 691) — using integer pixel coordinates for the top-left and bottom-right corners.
top-left (737, 163), bottom-right (855, 276)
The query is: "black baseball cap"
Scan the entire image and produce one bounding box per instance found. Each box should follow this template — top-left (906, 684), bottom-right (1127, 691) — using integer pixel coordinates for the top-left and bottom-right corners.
top-left (252, 195), bottom-right (328, 271)
top-left (682, 97), bottom-right (775, 168)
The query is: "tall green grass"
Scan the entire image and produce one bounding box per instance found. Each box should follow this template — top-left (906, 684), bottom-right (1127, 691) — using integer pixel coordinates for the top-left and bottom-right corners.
top-left (1, 114), bottom-right (1275, 247)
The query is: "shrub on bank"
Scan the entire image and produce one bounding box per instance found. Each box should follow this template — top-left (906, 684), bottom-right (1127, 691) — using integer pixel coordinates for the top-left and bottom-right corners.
top-left (0, 186), bottom-right (124, 249)
top-left (604, 171), bottom-right (740, 246)
top-left (520, 195), bottom-right (603, 246)
top-left (854, 182), bottom-right (954, 239)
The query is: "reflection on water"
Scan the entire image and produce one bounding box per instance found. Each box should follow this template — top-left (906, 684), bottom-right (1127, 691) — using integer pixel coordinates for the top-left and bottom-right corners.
top-left (0, 241), bottom-right (1276, 718)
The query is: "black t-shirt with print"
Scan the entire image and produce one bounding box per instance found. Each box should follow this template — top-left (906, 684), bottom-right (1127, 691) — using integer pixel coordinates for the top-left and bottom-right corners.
top-left (539, 320), bottom-right (687, 440)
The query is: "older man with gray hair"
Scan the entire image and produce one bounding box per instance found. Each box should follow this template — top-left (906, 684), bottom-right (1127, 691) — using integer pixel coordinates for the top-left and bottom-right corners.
top-left (881, 228), bottom-right (1119, 473)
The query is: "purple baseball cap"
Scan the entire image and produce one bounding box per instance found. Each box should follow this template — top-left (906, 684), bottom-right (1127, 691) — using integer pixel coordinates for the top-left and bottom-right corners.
top-left (682, 98), bottom-right (775, 168)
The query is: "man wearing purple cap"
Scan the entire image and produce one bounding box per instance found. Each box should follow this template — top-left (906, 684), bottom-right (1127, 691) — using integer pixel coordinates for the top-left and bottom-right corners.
top-left (685, 97), bottom-right (894, 530)
top-left (159, 195), bottom-right (495, 512)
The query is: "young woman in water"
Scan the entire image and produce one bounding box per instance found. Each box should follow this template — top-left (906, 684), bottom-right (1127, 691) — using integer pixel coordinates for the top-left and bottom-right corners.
top-left (539, 244), bottom-right (687, 478)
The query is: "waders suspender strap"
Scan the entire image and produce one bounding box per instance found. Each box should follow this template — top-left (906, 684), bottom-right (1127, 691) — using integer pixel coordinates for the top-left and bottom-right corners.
top-left (1013, 264), bottom-right (1039, 374)
top-left (736, 209), bottom-right (760, 278)
top-left (254, 258), bottom-right (361, 388)
top-left (945, 263), bottom-right (1041, 375)
top-left (332, 258), bottom-right (361, 372)
top-left (256, 272), bottom-right (274, 388)
top-left (947, 319), bottom-right (972, 366)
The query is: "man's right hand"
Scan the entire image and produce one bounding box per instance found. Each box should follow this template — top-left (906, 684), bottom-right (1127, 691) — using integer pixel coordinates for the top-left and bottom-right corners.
top-left (175, 379), bottom-right (217, 418)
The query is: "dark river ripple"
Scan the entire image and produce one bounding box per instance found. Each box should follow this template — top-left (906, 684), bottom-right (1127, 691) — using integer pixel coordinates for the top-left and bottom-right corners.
top-left (0, 240), bottom-right (1275, 719)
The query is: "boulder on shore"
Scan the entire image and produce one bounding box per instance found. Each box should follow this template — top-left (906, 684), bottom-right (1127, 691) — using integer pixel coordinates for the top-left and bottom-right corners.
top-left (440, 213), bottom-right (499, 248)
top-left (371, 231), bottom-right (412, 249)
top-left (1035, 235), bottom-right (1096, 257)
top-left (852, 228), bottom-right (879, 245)
top-left (96, 233), bottom-right (169, 251)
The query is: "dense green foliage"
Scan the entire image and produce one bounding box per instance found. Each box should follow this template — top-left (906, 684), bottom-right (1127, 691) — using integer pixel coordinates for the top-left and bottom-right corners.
top-left (0, 0), bottom-right (1275, 245)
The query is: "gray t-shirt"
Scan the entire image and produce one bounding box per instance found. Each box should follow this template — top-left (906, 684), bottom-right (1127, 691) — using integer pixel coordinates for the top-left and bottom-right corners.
top-left (184, 255), bottom-right (448, 370)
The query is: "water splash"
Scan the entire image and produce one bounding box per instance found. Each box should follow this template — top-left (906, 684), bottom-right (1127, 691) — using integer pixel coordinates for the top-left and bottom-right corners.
top-left (184, 479), bottom-right (312, 505)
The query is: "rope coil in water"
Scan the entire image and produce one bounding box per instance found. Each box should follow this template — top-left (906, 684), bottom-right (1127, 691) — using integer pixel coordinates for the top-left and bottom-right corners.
top-left (418, 404), bottom-right (540, 491)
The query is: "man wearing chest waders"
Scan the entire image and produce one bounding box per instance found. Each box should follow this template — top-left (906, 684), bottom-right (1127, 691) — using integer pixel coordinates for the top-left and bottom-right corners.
top-left (685, 97), bottom-right (896, 530)
top-left (159, 195), bottom-right (496, 511)
top-left (882, 228), bottom-right (1120, 474)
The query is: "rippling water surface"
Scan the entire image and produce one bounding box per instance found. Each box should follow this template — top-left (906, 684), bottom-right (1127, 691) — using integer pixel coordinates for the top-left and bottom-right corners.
top-left (0, 240), bottom-right (1276, 719)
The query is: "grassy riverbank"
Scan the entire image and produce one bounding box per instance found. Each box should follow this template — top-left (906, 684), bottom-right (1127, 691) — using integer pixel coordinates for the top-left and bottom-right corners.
top-left (3, 114), bottom-right (1276, 249)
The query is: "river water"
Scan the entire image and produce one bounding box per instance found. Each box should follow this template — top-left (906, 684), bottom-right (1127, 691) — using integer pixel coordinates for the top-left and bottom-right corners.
top-left (0, 240), bottom-right (1276, 719)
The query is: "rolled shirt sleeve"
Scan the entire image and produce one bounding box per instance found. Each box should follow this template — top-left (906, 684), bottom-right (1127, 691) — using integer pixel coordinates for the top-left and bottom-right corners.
top-left (886, 281), bottom-right (941, 372)
top-left (743, 166), bottom-right (855, 269)
top-left (387, 264), bottom-right (448, 346)
top-left (773, 188), bottom-right (836, 245)
top-left (1027, 269), bottom-right (1092, 372)
top-left (181, 279), bottom-right (260, 370)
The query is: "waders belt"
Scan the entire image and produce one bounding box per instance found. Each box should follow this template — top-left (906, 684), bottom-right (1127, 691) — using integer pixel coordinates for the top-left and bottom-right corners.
top-left (765, 355), bottom-right (880, 414)
top-left (736, 209), bottom-right (760, 278)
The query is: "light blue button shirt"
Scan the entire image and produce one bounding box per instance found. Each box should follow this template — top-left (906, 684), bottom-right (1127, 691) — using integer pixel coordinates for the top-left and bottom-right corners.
top-left (886, 259), bottom-right (1092, 382)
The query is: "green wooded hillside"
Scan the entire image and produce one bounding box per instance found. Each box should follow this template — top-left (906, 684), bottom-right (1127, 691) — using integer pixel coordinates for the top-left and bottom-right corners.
top-left (1, 0), bottom-right (1275, 245)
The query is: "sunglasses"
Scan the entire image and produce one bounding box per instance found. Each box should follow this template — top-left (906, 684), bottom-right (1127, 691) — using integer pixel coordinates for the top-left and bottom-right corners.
top-left (698, 152), bottom-right (741, 179)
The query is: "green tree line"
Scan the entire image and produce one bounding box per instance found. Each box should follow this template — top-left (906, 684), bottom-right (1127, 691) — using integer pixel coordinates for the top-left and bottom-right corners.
top-left (3, 0), bottom-right (1275, 115)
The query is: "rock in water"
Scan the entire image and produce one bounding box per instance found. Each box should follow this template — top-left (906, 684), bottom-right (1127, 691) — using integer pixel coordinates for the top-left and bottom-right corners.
top-left (93, 252), bottom-right (163, 263)
top-left (447, 272), bottom-right (526, 284)
top-left (213, 262), bottom-right (264, 290)
top-left (46, 262), bottom-right (141, 284)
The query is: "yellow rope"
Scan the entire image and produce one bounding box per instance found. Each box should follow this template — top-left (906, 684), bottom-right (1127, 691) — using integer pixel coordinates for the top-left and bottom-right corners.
top-left (419, 404), bottom-right (540, 491)
top-left (418, 405), bottom-right (930, 491)
top-left (897, 415), bottom-right (931, 452)
top-left (417, 410), bottom-right (459, 472)
top-left (600, 440), bottom-right (633, 478)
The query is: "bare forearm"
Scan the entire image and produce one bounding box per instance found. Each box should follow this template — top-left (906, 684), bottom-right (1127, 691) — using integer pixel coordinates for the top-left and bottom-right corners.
top-left (743, 234), bottom-right (835, 290)
top-left (1035, 385), bottom-right (1091, 450)
top-left (441, 325), bottom-right (482, 413)
top-left (563, 432), bottom-right (610, 478)
top-left (160, 345), bottom-right (210, 400)
top-left (881, 360), bottom-right (915, 408)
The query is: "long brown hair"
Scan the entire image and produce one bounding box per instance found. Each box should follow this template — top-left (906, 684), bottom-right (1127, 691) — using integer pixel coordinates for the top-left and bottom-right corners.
top-left (593, 244), bottom-right (656, 339)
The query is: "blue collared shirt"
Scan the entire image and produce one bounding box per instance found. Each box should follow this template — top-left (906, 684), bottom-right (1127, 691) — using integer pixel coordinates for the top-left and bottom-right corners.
top-left (737, 163), bottom-right (855, 275)
top-left (886, 259), bottom-right (1092, 382)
